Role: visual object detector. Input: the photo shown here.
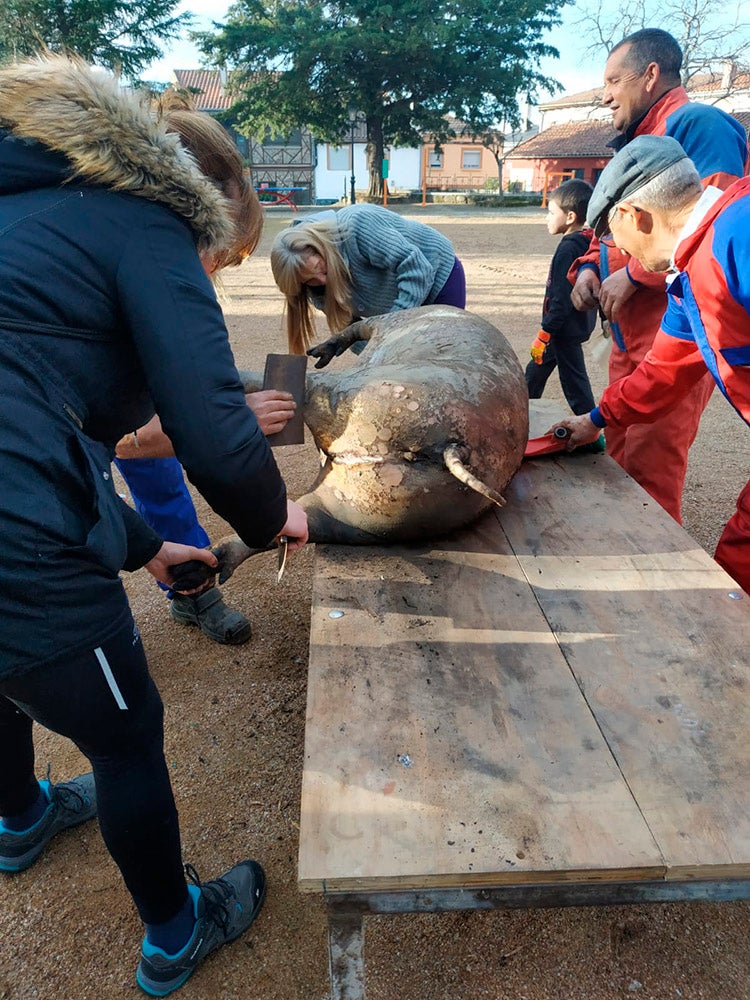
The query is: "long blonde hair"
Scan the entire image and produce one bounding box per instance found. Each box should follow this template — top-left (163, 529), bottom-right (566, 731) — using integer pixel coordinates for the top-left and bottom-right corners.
top-left (156, 89), bottom-right (262, 270)
top-left (270, 222), bottom-right (354, 354)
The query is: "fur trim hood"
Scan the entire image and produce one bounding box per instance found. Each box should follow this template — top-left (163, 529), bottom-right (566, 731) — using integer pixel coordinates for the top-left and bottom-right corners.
top-left (0, 55), bottom-right (234, 257)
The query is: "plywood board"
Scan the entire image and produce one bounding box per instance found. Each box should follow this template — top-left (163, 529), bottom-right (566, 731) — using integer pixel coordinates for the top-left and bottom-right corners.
top-left (299, 510), bottom-right (663, 893)
top-left (501, 454), bottom-right (750, 880)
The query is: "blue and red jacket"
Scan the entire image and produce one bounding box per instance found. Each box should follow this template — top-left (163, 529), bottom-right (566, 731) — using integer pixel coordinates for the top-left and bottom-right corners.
top-left (570, 87), bottom-right (748, 358)
top-left (594, 176), bottom-right (750, 429)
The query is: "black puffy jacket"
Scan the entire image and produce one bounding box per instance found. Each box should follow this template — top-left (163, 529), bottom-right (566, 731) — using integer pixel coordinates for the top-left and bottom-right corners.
top-left (0, 58), bottom-right (286, 677)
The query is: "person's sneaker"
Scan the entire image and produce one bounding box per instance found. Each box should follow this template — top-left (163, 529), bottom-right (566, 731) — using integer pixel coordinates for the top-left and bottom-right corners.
top-left (0, 772), bottom-right (97, 873)
top-left (136, 861), bottom-right (266, 997)
top-left (170, 588), bottom-right (252, 645)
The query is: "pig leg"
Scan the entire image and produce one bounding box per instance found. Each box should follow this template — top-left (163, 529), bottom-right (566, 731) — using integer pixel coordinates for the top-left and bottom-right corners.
top-left (306, 320), bottom-right (374, 369)
top-left (212, 536), bottom-right (271, 583)
top-left (299, 493), bottom-right (385, 545)
top-left (168, 537), bottom-right (270, 590)
top-left (170, 512), bottom-right (375, 592)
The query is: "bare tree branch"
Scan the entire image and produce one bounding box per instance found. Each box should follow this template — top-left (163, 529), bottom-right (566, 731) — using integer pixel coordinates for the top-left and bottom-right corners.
top-left (571, 0), bottom-right (750, 86)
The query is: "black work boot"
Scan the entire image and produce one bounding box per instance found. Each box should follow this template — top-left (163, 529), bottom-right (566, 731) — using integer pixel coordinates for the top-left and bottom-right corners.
top-left (169, 587), bottom-right (251, 645)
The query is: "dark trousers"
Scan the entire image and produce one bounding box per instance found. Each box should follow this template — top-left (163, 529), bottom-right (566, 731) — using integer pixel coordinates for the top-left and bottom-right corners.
top-left (432, 256), bottom-right (466, 309)
top-left (525, 337), bottom-right (596, 416)
top-left (0, 616), bottom-right (187, 924)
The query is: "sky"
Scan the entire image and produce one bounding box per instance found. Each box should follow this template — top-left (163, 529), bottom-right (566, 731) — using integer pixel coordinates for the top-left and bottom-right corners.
top-left (143, 0), bottom-right (230, 82)
top-left (143, 1), bottom-right (604, 97)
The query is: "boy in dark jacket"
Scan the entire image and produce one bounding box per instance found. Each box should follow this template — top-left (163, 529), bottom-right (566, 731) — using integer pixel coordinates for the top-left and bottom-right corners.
top-left (526, 179), bottom-right (598, 418)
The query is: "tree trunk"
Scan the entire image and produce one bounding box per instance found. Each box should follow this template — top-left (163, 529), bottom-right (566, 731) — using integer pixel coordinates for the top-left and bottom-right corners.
top-left (496, 154), bottom-right (505, 199)
top-left (366, 118), bottom-right (384, 199)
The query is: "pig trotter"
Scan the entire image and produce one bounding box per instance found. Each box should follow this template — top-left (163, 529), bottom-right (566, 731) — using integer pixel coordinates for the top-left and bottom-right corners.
top-left (169, 558), bottom-right (217, 592)
top-left (307, 338), bottom-right (351, 370)
top-left (168, 538), bottom-right (271, 591)
top-left (307, 320), bottom-right (373, 369)
top-left (443, 443), bottom-right (506, 508)
top-left (212, 537), bottom-right (268, 584)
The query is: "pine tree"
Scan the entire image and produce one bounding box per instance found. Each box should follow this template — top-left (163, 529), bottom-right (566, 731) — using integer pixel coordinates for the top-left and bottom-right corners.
top-left (0, 0), bottom-right (190, 79)
top-left (196, 0), bottom-right (567, 197)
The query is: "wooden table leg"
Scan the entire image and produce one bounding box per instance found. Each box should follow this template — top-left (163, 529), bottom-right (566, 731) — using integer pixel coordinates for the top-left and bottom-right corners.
top-left (327, 903), bottom-right (366, 1000)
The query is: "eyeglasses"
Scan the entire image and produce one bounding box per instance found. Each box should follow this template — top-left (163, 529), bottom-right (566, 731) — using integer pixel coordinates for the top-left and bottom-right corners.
top-left (606, 202), bottom-right (644, 233)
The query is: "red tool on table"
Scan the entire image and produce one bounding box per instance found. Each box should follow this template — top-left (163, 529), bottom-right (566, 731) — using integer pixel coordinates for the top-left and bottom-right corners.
top-left (524, 425), bottom-right (571, 458)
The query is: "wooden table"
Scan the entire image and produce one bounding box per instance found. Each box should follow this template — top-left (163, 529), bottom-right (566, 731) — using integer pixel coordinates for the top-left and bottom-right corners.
top-left (254, 186), bottom-right (306, 210)
top-left (298, 450), bottom-right (750, 999)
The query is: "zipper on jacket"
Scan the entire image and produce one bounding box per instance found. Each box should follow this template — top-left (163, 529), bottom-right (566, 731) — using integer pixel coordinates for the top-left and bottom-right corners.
top-left (63, 401), bottom-right (83, 429)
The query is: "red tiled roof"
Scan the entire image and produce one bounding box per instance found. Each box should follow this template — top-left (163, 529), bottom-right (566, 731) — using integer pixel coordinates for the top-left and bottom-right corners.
top-left (172, 70), bottom-right (231, 111)
top-left (509, 119), bottom-right (617, 159)
top-left (539, 72), bottom-right (750, 110)
top-left (538, 87), bottom-right (604, 110)
top-left (688, 71), bottom-right (750, 93)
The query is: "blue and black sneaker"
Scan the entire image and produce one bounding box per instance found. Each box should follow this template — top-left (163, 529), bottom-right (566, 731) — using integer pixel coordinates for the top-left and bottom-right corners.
top-left (136, 861), bottom-right (266, 997)
top-left (0, 772), bottom-right (97, 873)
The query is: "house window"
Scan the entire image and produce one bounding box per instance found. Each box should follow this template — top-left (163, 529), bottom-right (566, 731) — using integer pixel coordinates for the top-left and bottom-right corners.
top-left (328, 145), bottom-right (351, 171)
top-left (227, 128), bottom-right (249, 159)
top-left (428, 150), bottom-right (444, 169)
top-left (461, 148), bottom-right (482, 170)
top-left (261, 127), bottom-right (302, 147)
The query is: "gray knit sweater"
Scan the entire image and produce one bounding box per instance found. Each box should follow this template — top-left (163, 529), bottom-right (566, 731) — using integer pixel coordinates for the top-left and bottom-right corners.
top-left (301, 204), bottom-right (456, 317)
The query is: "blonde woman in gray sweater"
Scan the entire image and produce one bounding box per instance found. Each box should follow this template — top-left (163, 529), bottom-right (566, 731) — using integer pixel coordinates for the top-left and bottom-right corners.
top-left (270, 203), bottom-right (465, 353)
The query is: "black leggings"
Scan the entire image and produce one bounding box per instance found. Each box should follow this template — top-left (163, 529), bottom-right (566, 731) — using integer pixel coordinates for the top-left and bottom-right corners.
top-left (0, 616), bottom-right (187, 924)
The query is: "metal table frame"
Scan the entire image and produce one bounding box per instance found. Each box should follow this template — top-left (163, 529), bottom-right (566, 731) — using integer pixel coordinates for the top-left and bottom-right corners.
top-left (325, 878), bottom-right (750, 1000)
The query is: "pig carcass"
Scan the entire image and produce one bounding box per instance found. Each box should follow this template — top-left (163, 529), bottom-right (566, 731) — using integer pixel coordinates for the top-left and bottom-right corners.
top-left (176, 305), bottom-right (528, 586)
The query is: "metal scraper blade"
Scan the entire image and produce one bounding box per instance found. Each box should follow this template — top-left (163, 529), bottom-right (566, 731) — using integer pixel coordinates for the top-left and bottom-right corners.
top-left (262, 353), bottom-right (308, 446)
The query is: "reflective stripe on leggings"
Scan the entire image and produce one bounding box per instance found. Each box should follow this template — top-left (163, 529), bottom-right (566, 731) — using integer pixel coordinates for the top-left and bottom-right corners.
top-left (94, 647), bottom-right (128, 710)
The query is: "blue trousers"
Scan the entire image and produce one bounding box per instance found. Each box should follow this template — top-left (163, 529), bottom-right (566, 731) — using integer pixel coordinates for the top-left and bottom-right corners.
top-left (114, 457), bottom-right (209, 547)
top-left (114, 457), bottom-right (209, 591)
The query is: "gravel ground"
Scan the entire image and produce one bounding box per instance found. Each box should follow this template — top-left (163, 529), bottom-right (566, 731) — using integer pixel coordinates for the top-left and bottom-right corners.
top-left (1, 206), bottom-right (747, 1000)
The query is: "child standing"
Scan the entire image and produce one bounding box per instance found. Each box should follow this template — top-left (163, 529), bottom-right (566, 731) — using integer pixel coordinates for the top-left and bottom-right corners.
top-left (526, 179), bottom-right (598, 417)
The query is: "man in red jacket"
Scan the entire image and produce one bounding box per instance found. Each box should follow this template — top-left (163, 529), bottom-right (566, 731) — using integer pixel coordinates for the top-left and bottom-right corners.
top-left (570, 28), bottom-right (748, 523)
top-left (557, 134), bottom-right (750, 593)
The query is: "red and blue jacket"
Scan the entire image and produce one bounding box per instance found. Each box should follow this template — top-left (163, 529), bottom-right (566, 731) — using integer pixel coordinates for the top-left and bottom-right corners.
top-left (593, 176), bottom-right (750, 430)
top-left (571, 88), bottom-right (748, 357)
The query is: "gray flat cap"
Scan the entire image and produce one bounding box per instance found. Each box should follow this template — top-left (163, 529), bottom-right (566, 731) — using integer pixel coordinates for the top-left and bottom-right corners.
top-left (587, 134), bottom-right (689, 237)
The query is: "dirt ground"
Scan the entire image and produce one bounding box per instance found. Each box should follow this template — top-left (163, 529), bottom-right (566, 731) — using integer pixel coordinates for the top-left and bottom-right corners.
top-left (1, 206), bottom-right (748, 1000)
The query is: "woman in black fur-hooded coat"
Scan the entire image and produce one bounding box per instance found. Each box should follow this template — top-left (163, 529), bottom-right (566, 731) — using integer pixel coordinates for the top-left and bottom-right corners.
top-left (0, 55), bottom-right (307, 992)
